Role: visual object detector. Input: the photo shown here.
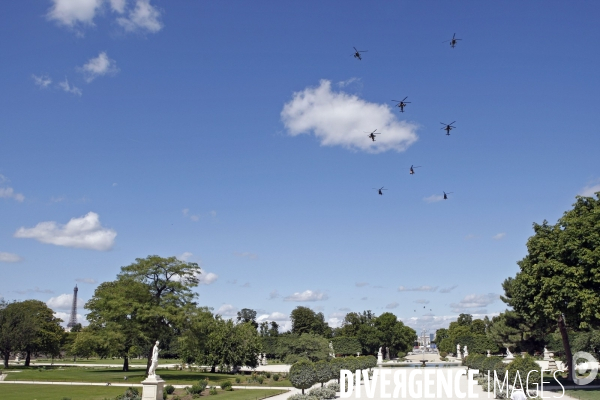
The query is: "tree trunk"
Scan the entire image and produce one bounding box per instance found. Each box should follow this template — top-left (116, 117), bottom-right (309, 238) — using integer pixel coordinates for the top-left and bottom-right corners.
top-left (25, 350), bottom-right (31, 367)
top-left (558, 314), bottom-right (573, 382)
top-left (211, 365), bottom-right (216, 373)
top-left (3, 352), bottom-right (9, 368)
top-left (123, 355), bottom-right (129, 372)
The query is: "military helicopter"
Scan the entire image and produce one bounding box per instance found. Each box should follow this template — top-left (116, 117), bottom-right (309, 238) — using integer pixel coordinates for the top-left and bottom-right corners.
top-left (443, 191), bottom-right (453, 200)
top-left (392, 97), bottom-right (411, 112)
top-left (409, 165), bottom-right (421, 175)
top-left (441, 122), bottom-right (456, 135)
top-left (443, 33), bottom-right (462, 48)
top-left (373, 187), bottom-right (388, 195)
top-left (353, 47), bottom-right (367, 60)
top-left (366, 129), bottom-right (380, 142)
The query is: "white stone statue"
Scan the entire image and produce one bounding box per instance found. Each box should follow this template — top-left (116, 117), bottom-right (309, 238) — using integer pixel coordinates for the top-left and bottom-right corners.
top-left (377, 347), bottom-right (383, 364)
top-left (505, 347), bottom-right (514, 360)
top-left (463, 345), bottom-right (469, 357)
top-left (487, 350), bottom-right (491, 358)
top-left (456, 344), bottom-right (461, 359)
top-left (543, 347), bottom-right (550, 360)
top-left (148, 341), bottom-right (160, 377)
top-left (329, 342), bottom-right (335, 358)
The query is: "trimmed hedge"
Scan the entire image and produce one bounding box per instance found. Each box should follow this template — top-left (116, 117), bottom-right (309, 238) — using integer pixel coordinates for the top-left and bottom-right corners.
top-left (331, 337), bottom-right (361, 356)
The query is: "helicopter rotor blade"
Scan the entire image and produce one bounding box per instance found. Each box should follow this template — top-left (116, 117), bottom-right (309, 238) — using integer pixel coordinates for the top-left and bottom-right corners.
top-left (449, 121), bottom-right (456, 125)
top-left (402, 96), bottom-right (408, 101)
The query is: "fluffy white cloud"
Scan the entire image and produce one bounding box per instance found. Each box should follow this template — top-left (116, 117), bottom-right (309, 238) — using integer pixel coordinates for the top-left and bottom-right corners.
top-left (257, 311), bottom-right (288, 323)
top-left (398, 285), bottom-right (438, 292)
top-left (47, 293), bottom-right (73, 310)
top-left (423, 194), bottom-right (444, 203)
top-left (14, 212), bottom-right (116, 251)
top-left (579, 181), bottom-right (600, 197)
top-left (493, 233), bottom-right (506, 240)
top-left (198, 270), bottom-right (218, 285)
top-left (281, 80), bottom-right (418, 153)
top-left (0, 252), bottom-right (22, 263)
top-left (0, 187), bottom-right (25, 202)
top-left (109, 0), bottom-right (126, 13)
top-left (58, 78), bottom-right (82, 96)
top-left (284, 289), bottom-right (328, 302)
top-left (32, 74), bottom-right (52, 88)
top-left (79, 52), bottom-right (119, 82)
top-left (233, 251), bottom-right (258, 260)
top-left (386, 302), bottom-right (399, 309)
top-left (117, 0), bottom-right (163, 33)
top-left (53, 311), bottom-right (85, 326)
top-left (450, 293), bottom-right (499, 313)
top-left (47, 0), bottom-right (103, 27)
top-left (178, 252), bottom-right (193, 261)
top-left (216, 304), bottom-right (237, 317)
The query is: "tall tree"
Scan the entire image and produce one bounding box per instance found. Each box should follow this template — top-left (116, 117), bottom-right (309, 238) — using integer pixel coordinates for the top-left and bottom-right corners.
top-left (19, 300), bottom-right (64, 366)
top-left (237, 308), bottom-right (258, 329)
top-left (87, 255), bottom-right (201, 373)
top-left (503, 194), bottom-right (600, 382)
top-left (290, 306), bottom-right (330, 336)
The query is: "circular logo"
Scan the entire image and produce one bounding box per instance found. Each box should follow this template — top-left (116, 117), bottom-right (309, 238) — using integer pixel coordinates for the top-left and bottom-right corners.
top-left (573, 351), bottom-right (598, 385)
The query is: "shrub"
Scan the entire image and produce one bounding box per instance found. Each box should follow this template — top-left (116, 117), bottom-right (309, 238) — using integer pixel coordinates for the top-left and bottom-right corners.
top-left (440, 351), bottom-right (448, 358)
top-left (290, 359), bottom-right (316, 394)
top-left (266, 372), bottom-right (271, 378)
top-left (188, 379), bottom-right (208, 394)
top-left (330, 337), bottom-right (361, 356)
top-left (221, 380), bottom-right (233, 391)
top-left (257, 376), bottom-right (264, 384)
top-left (273, 373), bottom-right (280, 381)
top-left (285, 354), bottom-right (309, 364)
top-left (329, 358), bottom-right (345, 382)
top-left (326, 382), bottom-right (340, 392)
top-left (116, 387), bottom-right (141, 400)
top-left (364, 355), bottom-right (377, 370)
top-left (314, 360), bottom-right (333, 387)
top-left (209, 388), bottom-right (218, 395)
top-left (309, 387), bottom-right (336, 399)
top-left (165, 385), bottom-right (175, 395)
top-left (504, 355), bottom-right (541, 389)
top-left (235, 377), bottom-right (241, 383)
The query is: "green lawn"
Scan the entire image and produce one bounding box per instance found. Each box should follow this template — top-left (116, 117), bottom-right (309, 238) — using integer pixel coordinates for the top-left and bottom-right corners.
top-left (0, 383), bottom-right (127, 400)
top-left (565, 390), bottom-right (600, 400)
top-left (169, 389), bottom-right (287, 400)
top-left (30, 358), bottom-right (178, 366)
top-left (0, 384), bottom-right (286, 400)
top-left (2, 366), bottom-right (292, 387)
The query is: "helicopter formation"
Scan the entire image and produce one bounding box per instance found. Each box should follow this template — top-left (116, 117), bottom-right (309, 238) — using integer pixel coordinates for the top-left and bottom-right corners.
top-left (353, 35), bottom-right (461, 201)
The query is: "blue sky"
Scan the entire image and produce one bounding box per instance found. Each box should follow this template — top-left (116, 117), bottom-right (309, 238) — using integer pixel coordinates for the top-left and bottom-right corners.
top-left (1, 1), bottom-right (599, 333)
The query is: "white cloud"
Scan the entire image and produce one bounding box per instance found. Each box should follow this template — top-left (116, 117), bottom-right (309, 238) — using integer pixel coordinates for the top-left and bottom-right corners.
top-left (14, 212), bottom-right (116, 251)
top-left (398, 285), bottom-right (438, 292)
top-left (76, 278), bottom-right (97, 284)
top-left (386, 302), bottom-right (399, 309)
top-left (33, 74), bottom-right (52, 88)
top-left (0, 187), bottom-right (25, 202)
top-left (284, 289), bottom-right (328, 302)
top-left (233, 251), bottom-right (258, 260)
top-left (47, 293), bottom-right (74, 310)
top-left (198, 270), bottom-right (218, 285)
top-left (216, 304), bottom-right (237, 317)
top-left (423, 194), bottom-right (443, 203)
top-left (257, 311), bottom-right (288, 323)
top-left (268, 289), bottom-right (280, 299)
top-left (178, 252), bottom-right (193, 261)
top-left (117, 0), bottom-right (163, 33)
top-left (281, 80), bottom-right (418, 153)
top-left (109, 0), bottom-right (126, 13)
top-left (450, 293), bottom-right (499, 313)
top-left (355, 282), bottom-right (369, 287)
top-left (439, 285), bottom-right (458, 293)
top-left (493, 233), bottom-right (506, 240)
top-left (47, 0), bottom-right (103, 27)
top-left (0, 252), bottom-right (22, 263)
top-left (79, 52), bottom-right (119, 82)
top-left (58, 78), bottom-right (82, 96)
top-left (414, 299), bottom-right (430, 304)
top-left (579, 180), bottom-right (600, 197)
top-left (337, 77), bottom-right (361, 88)
top-left (182, 208), bottom-right (200, 222)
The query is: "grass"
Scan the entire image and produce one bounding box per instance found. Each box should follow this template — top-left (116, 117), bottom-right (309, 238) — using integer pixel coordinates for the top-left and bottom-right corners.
top-left (30, 357), bottom-right (178, 366)
top-left (2, 366), bottom-right (292, 387)
top-left (0, 383), bottom-right (127, 400)
top-left (565, 390), bottom-right (600, 400)
top-left (169, 388), bottom-right (286, 400)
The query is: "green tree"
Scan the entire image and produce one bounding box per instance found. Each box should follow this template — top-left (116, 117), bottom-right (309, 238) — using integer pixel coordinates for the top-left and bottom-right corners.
top-left (87, 255), bottom-right (201, 373)
top-left (314, 360), bottom-right (333, 387)
top-left (502, 194), bottom-right (600, 381)
top-left (237, 308), bottom-right (258, 329)
top-left (289, 359), bottom-right (316, 394)
top-left (290, 306), bottom-right (331, 336)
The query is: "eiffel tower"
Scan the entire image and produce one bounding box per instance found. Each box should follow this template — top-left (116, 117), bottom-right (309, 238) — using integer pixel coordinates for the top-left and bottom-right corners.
top-left (66, 284), bottom-right (78, 329)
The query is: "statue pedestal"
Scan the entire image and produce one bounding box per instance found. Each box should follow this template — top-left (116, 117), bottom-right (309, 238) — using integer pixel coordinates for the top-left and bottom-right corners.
top-left (141, 375), bottom-right (165, 400)
top-left (377, 353), bottom-right (383, 364)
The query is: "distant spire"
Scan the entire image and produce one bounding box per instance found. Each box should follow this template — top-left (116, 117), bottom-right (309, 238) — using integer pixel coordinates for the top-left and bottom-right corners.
top-left (67, 284), bottom-right (78, 328)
